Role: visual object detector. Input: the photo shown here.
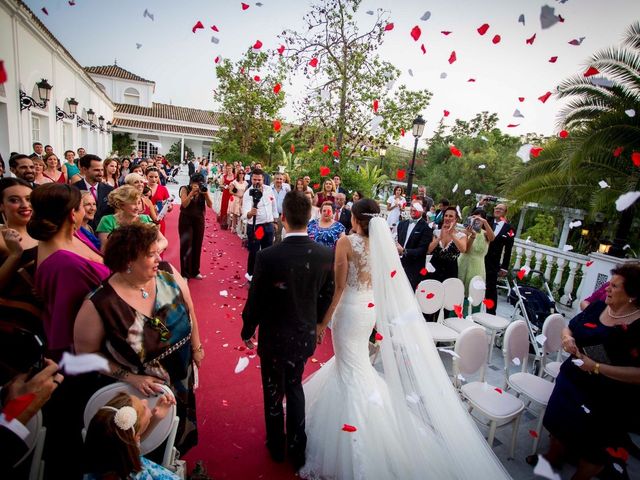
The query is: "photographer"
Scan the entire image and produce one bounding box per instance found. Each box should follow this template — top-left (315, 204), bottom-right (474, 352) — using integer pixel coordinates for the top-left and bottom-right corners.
top-left (179, 174), bottom-right (212, 280)
top-left (242, 169), bottom-right (279, 281)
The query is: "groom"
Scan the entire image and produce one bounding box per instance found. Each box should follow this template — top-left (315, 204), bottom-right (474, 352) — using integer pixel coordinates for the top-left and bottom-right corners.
top-left (241, 190), bottom-right (334, 470)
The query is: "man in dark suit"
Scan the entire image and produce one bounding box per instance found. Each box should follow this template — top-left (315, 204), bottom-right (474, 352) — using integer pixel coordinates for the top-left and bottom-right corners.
top-left (484, 203), bottom-right (515, 314)
top-left (71, 154), bottom-right (114, 229)
top-left (242, 190), bottom-right (334, 471)
top-left (187, 155), bottom-right (195, 177)
top-left (8, 154), bottom-right (36, 188)
top-left (334, 192), bottom-right (352, 232)
top-left (396, 201), bottom-right (433, 291)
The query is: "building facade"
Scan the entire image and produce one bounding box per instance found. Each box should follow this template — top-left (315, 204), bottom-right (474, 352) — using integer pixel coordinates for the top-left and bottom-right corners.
top-left (0, 0), bottom-right (114, 160)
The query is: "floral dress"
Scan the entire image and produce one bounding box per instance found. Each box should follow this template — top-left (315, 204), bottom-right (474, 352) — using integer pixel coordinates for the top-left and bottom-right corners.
top-left (307, 219), bottom-right (345, 249)
top-left (85, 456), bottom-right (181, 479)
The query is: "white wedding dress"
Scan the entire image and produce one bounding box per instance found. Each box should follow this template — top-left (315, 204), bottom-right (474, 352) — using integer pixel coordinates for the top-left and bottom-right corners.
top-left (300, 219), bottom-right (511, 480)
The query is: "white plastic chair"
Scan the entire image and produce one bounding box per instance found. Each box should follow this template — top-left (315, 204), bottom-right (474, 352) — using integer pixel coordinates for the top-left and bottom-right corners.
top-left (415, 280), bottom-right (458, 343)
top-left (13, 411), bottom-right (46, 480)
top-left (442, 277), bottom-right (478, 333)
top-left (503, 320), bottom-right (555, 454)
top-left (453, 326), bottom-right (524, 458)
top-left (540, 314), bottom-right (567, 379)
top-left (82, 382), bottom-right (179, 468)
top-left (471, 282), bottom-right (511, 362)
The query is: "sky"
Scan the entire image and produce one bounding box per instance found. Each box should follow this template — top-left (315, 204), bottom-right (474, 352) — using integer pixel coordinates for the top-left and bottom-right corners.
top-left (24, 0), bottom-right (640, 149)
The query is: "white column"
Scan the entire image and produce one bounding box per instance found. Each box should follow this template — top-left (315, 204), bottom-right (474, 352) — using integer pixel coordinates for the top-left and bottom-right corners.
top-left (553, 258), bottom-right (567, 291)
top-left (180, 136), bottom-right (185, 163)
top-left (544, 254), bottom-right (555, 282)
top-left (513, 246), bottom-right (523, 270)
top-left (560, 261), bottom-right (579, 305)
top-left (558, 215), bottom-right (572, 249)
top-left (516, 206), bottom-right (528, 237)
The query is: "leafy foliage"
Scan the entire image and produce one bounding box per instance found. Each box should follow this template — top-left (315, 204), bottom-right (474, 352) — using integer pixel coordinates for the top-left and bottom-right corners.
top-left (165, 141), bottom-right (194, 166)
top-left (110, 132), bottom-right (136, 157)
top-left (522, 214), bottom-right (557, 246)
top-left (281, 0), bottom-right (431, 164)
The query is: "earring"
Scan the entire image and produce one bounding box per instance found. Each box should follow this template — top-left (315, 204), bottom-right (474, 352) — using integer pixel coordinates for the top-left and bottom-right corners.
top-left (126, 265), bottom-right (132, 274)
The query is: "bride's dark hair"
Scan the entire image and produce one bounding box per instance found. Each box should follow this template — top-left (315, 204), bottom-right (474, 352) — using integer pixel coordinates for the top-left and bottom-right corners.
top-left (350, 199), bottom-right (380, 237)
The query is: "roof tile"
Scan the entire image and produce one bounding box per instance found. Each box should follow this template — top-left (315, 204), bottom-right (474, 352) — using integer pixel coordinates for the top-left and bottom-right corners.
top-left (84, 65), bottom-right (155, 84)
top-left (115, 102), bottom-right (221, 126)
top-left (112, 118), bottom-right (217, 138)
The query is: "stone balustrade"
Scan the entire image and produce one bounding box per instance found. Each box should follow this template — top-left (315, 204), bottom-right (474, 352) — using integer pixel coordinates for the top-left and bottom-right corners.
top-left (512, 239), bottom-right (589, 306)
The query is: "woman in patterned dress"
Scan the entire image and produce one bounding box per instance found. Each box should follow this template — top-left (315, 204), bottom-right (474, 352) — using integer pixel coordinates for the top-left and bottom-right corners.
top-left (307, 201), bottom-right (345, 249)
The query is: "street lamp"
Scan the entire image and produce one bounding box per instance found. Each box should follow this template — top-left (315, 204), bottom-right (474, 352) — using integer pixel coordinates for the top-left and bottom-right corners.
top-left (378, 144), bottom-right (387, 169)
top-left (268, 135), bottom-right (275, 165)
top-left (406, 114), bottom-right (426, 199)
top-left (19, 78), bottom-right (53, 111)
top-left (56, 97), bottom-right (79, 121)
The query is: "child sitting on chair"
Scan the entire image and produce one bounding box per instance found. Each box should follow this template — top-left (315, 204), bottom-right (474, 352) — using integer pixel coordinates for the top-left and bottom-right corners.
top-left (83, 391), bottom-right (180, 480)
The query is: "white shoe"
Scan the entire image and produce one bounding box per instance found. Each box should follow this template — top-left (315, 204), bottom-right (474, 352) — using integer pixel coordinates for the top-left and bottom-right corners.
top-left (245, 273), bottom-right (253, 281)
top-left (194, 274), bottom-right (204, 280)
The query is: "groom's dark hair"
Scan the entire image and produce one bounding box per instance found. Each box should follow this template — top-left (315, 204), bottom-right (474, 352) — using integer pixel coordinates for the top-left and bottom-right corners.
top-left (283, 190), bottom-right (311, 229)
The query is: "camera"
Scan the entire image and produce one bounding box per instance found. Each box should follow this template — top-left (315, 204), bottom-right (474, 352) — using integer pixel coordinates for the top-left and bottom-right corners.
top-left (463, 216), bottom-right (482, 232)
top-left (0, 322), bottom-right (45, 383)
top-left (485, 195), bottom-right (498, 202)
top-left (199, 183), bottom-right (208, 193)
top-left (249, 185), bottom-right (263, 207)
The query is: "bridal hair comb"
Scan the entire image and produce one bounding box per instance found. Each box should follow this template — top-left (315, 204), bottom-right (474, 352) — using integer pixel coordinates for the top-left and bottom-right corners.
top-left (362, 213), bottom-right (385, 217)
top-left (101, 405), bottom-right (137, 432)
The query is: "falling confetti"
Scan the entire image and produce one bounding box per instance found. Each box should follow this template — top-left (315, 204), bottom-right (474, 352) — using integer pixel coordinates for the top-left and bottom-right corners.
top-left (420, 11), bottom-right (431, 21)
top-left (234, 356), bottom-right (250, 373)
top-left (410, 26), bottom-right (422, 42)
top-left (192, 21), bottom-right (204, 33)
top-left (143, 9), bottom-right (154, 21)
top-left (568, 37), bottom-right (586, 46)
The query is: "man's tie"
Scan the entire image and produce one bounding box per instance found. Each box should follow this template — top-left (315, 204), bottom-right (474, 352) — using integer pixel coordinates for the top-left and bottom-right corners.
top-left (334, 208), bottom-right (340, 221)
top-left (90, 185), bottom-right (97, 201)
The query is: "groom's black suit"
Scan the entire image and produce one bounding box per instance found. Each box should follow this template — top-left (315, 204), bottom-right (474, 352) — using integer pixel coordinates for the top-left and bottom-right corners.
top-left (242, 234), bottom-right (334, 466)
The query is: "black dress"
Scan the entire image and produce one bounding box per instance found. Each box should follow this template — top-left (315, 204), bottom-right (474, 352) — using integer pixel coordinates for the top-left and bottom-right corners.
top-left (429, 238), bottom-right (461, 283)
top-left (543, 301), bottom-right (640, 465)
top-left (178, 186), bottom-right (206, 278)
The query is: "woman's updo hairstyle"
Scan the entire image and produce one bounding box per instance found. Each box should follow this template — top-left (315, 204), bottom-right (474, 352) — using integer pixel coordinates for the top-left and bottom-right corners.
top-left (28, 184), bottom-right (81, 241)
top-left (351, 198), bottom-right (380, 237)
top-left (108, 185), bottom-right (140, 209)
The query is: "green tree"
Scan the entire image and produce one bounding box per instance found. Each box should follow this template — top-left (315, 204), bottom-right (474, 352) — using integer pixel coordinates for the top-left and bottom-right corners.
top-left (214, 49), bottom-right (287, 160)
top-left (522, 214), bottom-right (557, 246)
top-left (111, 132), bottom-right (136, 157)
top-left (282, 0), bottom-right (431, 164)
top-left (506, 22), bottom-right (640, 255)
top-left (165, 141), bottom-right (194, 166)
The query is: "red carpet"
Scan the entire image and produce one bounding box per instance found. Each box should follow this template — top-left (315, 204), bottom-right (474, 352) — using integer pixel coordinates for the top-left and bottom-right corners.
top-left (163, 208), bottom-right (335, 479)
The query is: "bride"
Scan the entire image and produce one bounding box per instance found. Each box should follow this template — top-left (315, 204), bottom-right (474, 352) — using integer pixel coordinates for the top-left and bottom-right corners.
top-left (299, 199), bottom-right (510, 480)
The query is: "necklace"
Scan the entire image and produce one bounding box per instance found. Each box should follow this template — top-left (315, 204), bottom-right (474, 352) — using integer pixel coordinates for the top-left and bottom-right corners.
top-left (120, 274), bottom-right (153, 299)
top-left (607, 306), bottom-right (640, 319)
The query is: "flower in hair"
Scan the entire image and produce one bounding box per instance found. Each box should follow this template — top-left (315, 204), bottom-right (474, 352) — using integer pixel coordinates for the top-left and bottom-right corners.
top-left (113, 406), bottom-right (137, 431)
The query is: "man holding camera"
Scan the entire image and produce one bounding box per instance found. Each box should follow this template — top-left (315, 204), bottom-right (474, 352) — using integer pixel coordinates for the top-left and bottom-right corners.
top-left (242, 169), bottom-right (279, 281)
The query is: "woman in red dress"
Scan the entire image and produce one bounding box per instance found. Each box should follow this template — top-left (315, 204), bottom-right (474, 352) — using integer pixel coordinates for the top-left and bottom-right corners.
top-left (43, 153), bottom-right (66, 183)
top-left (146, 167), bottom-right (172, 234)
top-left (218, 163), bottom-right (235, 229)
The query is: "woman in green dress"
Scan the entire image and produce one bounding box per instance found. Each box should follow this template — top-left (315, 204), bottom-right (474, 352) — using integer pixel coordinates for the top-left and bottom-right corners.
top-left (457, 208), bottom-right (495, 297)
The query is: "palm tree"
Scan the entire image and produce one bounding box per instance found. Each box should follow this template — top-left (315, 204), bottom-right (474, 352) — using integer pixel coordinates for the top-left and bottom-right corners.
top-left (506, 22), bottom-right (640, 256)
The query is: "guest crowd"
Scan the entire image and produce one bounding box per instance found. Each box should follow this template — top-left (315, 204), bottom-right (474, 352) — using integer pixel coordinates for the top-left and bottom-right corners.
top-left (0, 143), bottom-right (638, 480)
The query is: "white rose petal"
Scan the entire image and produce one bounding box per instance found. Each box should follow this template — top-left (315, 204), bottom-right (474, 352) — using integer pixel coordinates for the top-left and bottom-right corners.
top-left (234, 356), bottom-right (250, 374)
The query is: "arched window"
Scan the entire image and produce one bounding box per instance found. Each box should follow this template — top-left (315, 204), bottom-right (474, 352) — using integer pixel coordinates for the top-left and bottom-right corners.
top-left (123, 87), bottom-right (140, 105)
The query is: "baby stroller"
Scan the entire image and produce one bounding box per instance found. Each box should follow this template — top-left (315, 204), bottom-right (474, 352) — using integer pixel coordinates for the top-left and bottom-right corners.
top-left (505, 269), bottom-right (558, 370)
top-left (166, 166), bottom-right (180, 184)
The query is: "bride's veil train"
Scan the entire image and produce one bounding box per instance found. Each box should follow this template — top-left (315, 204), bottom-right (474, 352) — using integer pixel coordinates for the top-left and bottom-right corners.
top-left (368, 217), bottom-right (510, 479)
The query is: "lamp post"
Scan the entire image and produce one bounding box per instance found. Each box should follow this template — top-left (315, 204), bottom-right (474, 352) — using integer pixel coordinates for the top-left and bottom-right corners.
top-left (98, 115), bottom-right (105, 132)
top-left (378, 144), bottom-right (387, 169)
top-left (19, 78), bottom-right (53, 111)
top-left (406, 115), bottom-right (426, 200)
top-left (268, 135), bottom-right (274, 165)
top-left (56, 97), bottom-right (78, 121)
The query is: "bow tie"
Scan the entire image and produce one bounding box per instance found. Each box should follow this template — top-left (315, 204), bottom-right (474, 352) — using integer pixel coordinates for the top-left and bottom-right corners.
top-left (409, 218), bottom-right (420, 224)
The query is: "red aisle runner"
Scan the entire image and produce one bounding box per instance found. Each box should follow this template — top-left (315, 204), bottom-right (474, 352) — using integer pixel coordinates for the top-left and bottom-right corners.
top-left (163, 208), bottom-right (335, 479)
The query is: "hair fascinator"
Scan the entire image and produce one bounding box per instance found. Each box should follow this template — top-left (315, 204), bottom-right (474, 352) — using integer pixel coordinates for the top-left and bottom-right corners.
top-left (102, 405), bottom-right (137, 432)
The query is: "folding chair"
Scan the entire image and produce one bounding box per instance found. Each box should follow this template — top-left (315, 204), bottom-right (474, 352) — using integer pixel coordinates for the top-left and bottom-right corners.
top-left (82, 382), bottom-right (179, 468)
top-left (415, 279), bottom-right (458, 343)
top-left (503, 320), bottom-right (555, 454)
top-left (539, 314), bottom-right (567, 380)
top-left (442, 277), bottom-right (478, 334)
top-left (13, 411), bottom-right (46, 480)
top-left (471, 278), bottom-right (511, 363)
top-left (453, 326), bottom-right (524, 458)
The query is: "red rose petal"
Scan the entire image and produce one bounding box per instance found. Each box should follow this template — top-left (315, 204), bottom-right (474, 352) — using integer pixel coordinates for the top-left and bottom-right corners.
top-left (448, 51), bottom-right (457, 64)
top-left (214, 56), bottom-right (220, 64)
top-left (273, 83), bottom-right (281, 94)
top-left (277, 45), bottom-right (285, 55)
top-left (482, 299), bottom-right (495, 309)
top-left (390, 270), bottom-right (397, 278)
top-left (319, 166), bottom-right (330, 177)
top-left (419, 267), bottom-right (427, 276)
top-left (426, 293), bottom-right (435, 299)
top-left (241, 2), bottom-right (250, 10)
top-left (396, 169), bottom-right (406, 181)
top-left (384, 22), bottom-right (394, 31)
top-left (375, 332), bottom-right (383, 341)
top-left (549, 56), bottom-right (558, 63)
top-left (517, 269), bottom-right (526, 280)
top-left (309, 57), bottom-right (319, 67)
top-left (449, 145), bottom-right (462, 157)
top-left (441, 31), bottom-right (452, 35)
top-left (342, 424), bottom-right (357, 432)
top-left (373, 99), bottom-right (379, 113)
top-left (400, 128), bottom-right (405, 136)
top-left (290, 144), bottom-right (296, 154)
top-left (526, 33), bottom-right (536, 45)
top-left (2, 393), bottom-right (36, 421)
top-left (443, 110), bottom-right (450, 117)
top-left (312, 183), bottom-right (319, 189)
top-left (492, 34), bottom-right (501, 44)
top-left (322, 144), bottom-right (329, 153)
top-left (254, 226), bottom-right (265, 240)
top-left (632, 152), bottom-right (640, 166)
top-left (583, 66), bottom-right (599, 77)
top-left (254, 75), bottom-right (261, 82)
top-left (477, 23), bottom-right (490, 36)
top-left (530, 147), bottom-right (543, 157)
top-left (584, 323), bottom-right (597, 329)
top-left (453, 304), bottom-right (463, 318)
top-left (538, 91), bottom-right (552, 103)
top-left (273, 120), bottom-right (281, 132)
top-left (606, 447), bottom-right (629, 462)
top-left (192, 21), bottom-right (204, 33)
top-left (529, 429), bottom-right (539, 438)
top-left (613, 146), bottom-right (624, 157)
top-left (518, 97), bottom-right (525, 102)
top-left (253, 40), bottom-right (263, 50)
top-left (332, 150), bottom-right (340, 158)
top-left (467, 78), bottom-right (476, 82)
top-left (507, 124), bottom-right (520, 128)
top-left (420, 44), bottom-right (426, 54)
top-left (586, 261), bottom-right (594, 267)
top-left (494, 387), bottom-right (503, 394)
top-left (559, 130), bottom-right (569, 138)
top-left (367, 302), bottom-right (375, 308)
top-left (410, 25), bottom-right (421, 42)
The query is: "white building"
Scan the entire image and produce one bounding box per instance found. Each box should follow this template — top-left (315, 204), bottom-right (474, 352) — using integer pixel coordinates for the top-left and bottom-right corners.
top-left (85, 64), bottom-right (221, 160)
top-left (0, 0), bottom-right (114, 160)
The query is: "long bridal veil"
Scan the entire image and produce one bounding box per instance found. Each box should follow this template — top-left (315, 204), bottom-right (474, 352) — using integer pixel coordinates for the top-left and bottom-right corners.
top-left (368, 217), bottom-right (510, 479)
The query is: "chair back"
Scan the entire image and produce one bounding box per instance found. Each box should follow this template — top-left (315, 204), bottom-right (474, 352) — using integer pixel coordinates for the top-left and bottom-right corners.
top-left (83, 382), bottom-right (177, 455)
top-left (541, 313), bottom-right (566, 355)
top-left (442, 277), bottom-right (465, 311)
top-left (415, 280), bottom-right (444, 315)
top-left (453, 326), bottom-right (488, 384)
top-left (503, 320), bottom-right (530, 376)
top-left (13, 410), bottom-right (46, 480)
top-left (468, 275), bottom-right (486, 308)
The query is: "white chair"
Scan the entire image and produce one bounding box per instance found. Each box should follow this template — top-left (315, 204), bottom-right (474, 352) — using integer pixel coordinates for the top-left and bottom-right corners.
top-left (453, 327), bottom-right (524, 458)
top-left (83, 382), bottom-right (179, 468)
top-left (471, 281), bottom-right (511, 363)
top-left (13, 411), bottom-right (46, 480)
top-left (503, 320), bottom-right (555, 454)
top-left (442, 277), bottom-right (478, 334)
top-left (539, 314), bottom-right (567, 379)
top-left (415, 280), bottom-right (458, 343)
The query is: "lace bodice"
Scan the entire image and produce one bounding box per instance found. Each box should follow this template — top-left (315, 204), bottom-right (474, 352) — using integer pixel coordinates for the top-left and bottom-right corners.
top-left (346, 234), bottom-right (372, 291)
